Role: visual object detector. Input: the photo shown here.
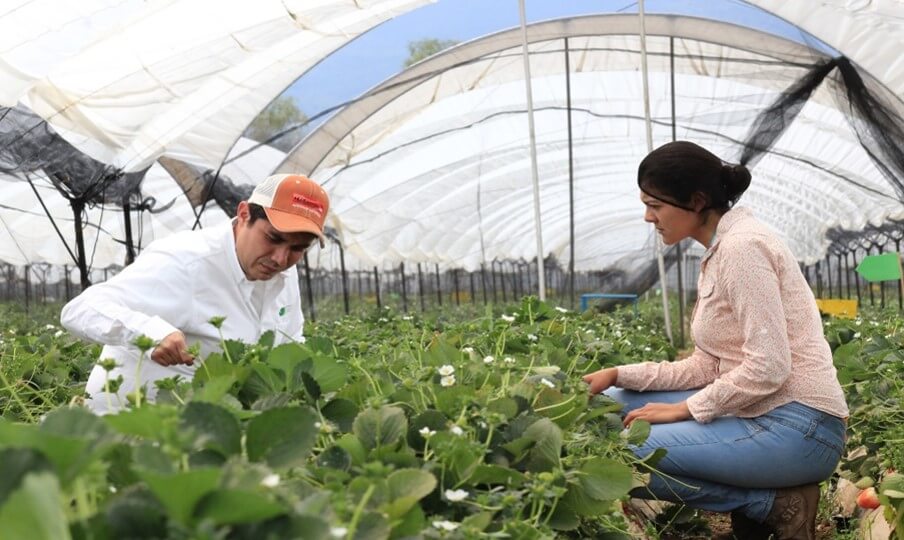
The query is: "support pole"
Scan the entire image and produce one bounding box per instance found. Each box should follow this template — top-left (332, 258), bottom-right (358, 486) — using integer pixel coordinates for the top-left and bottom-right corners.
top-left (435, 264), bottom-right (442, 306)
top-left (639, 0), bottom-right (672, 344)
top-left (517, 0), bottom-right (546, 300)
top-left (303, 253), bottom-right (316, 322)
top-left (417, 263), bottom-right (426, 312)
top-left (400, 262), bottom-right (408, 313)
top-left (564, 36), bottom-right (576, 309)
top-left (24, 265), bottom-right (31, 314)
top-left (453, 269), bottom-right (461, 306)
top-left (338, 242), bottom-right (350, 315)
top-left (481, 264), bottom-right (489, 304)
top-left (123, 199), bottom-right (137, 265)
top-left (72, 199), bottom-right (91, 289)
top-left (374, 266), bottom-right (382, 309)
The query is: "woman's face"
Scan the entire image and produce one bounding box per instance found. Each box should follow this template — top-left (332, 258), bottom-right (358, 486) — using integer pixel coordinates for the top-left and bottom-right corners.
top-left (640, 191), bottom-right (700, 245)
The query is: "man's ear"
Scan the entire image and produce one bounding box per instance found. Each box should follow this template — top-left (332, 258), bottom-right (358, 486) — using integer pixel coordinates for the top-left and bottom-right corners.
top-left (235, 201), bottom-right (250, 223)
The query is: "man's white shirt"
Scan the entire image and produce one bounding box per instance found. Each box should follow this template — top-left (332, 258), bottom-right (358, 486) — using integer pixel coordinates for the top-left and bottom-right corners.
top-left (61, 222), bottom-right (304, 414)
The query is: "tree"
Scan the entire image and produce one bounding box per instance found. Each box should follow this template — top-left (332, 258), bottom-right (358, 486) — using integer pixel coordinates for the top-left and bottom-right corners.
top-left (243, 96), bottom-right (309, 152)
top-left (404, 38), bottom-right (459, 68)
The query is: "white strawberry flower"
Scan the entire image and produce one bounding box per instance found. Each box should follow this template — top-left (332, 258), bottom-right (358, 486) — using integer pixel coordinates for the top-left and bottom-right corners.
top-left (501, 314), bottom-right (515, 322)
top-left (438, 364), bottom-right (455, 376)
top-left (462, 346), bottom-right (474, 354)
top-left (444, 489), bottom-right (469, 502)
top-left (483, 355), bottom-right (495, 364)
top-left (527, 334), bottom-right (538, 342)
top-left (261, 474), bottom-right (280, 488)
top-left (419, 427), bottom-right (436, 438)
top-left (503, 356), bottom-right (516, 365)
top-left (555, 306), bottom-right (568, 313)
top-left (330, 527), bottom-right (348, 538)
top-left (433, 520), bottom-right (460, 531)
top-left (450, 425), bottom-right (464, 436)
top-left (440, 375), bottom-right (456, 387)
top-left (540, 378), bottom-right (555, 388)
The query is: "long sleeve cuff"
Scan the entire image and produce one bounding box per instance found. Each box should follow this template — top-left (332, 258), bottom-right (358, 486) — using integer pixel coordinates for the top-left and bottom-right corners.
top-left (686, 388), bottom-right (716, 423)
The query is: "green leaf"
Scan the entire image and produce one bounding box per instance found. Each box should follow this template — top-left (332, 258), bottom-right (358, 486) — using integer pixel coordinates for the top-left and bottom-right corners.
top-left (104, 485), bottom-right (168, 539)
top-left (306, 336), bottom-right (334, 355)
top-left (0, 448), bottom-right (52, 507)
top-left (0, 413), bottom-right (110, 485)
top-left (180, 401), bottom-right (241, 457)
top-left (353, 406), bottom-right (407, 450)
top-left (407, 409), bottom-right (448, 448)
top-left (560, 483), bottom-right (613, 517)
top-left (194, 374), bottom-right (237, 403)
top-left (246, 406), bottom-right (319, 469)
top-left (309, 355), bottom-right (347, 393)
top-left (547, 500), bottom-right (580, 531)
top-left (391, 504), bottom-right (426, 538)
top-left (461, 511), bottom-right (495, 532)
top-left (624, 420), bottom-right (651, 446)
top-left (469, 464), bottom-right (526, 487)
top-left (523, 418), bottom-right (563, 472)
top-left (578, 458), bottom-right (634, 501)
top-left (105, 405), bottom-right (179, 440)
top-left (317, 445), bottom-right (352, 471)
top-left (244, 364), bottom-right (284, 398)
top-left (268, 343), bottom-right (305, 390)
top-left (0, 472), bottom-right (71, 540)
top-left (195, 489), bottom-right (286, 524)
top-left (335, 434), bottom-right (367, 466)
top-left (138, 467), bottom-right (221, 526)
top-left (383, 469), bottom-right (437, 519)
top-left (352, 511), bottom-right (390, 540)
top-left (322, 398), bottom-right (359, 433)
top-left (301, 371), bottom-right (322, 401)
top-left (132, 442), bottom-right (174, 473)
top-left (40, 407), bottom-right (109, 439)
top-left (487, 397), bottom-right (519, 419)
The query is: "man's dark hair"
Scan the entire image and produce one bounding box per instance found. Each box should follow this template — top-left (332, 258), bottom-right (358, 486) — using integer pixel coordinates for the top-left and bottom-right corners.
top-left (248, 202), bottom-right (269, 225)
top-left (638, 141), bottom-right (751, 213)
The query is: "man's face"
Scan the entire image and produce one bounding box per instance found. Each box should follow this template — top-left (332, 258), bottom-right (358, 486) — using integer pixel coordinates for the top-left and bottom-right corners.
top-left (234, 201), bottom-right (317, 281)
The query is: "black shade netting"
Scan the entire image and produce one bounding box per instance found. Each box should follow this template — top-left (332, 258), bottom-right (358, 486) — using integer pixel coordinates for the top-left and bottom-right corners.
top-left (739, 56), bottom-right (904, 202)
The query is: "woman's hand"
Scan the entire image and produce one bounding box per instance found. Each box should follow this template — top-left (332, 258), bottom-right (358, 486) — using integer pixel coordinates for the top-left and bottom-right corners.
top-left (582, 367), bottom-right (618, 394)
top-left (623, 401), bottom-right (691, 427)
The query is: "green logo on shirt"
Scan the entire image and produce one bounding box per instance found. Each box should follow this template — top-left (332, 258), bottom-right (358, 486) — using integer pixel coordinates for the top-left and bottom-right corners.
top-left (279, 307), bottom-right (287, 316)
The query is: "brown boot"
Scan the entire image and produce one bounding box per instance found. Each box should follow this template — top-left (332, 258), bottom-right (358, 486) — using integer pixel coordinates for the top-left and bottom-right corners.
top-left (763, 484), bottom-right (820, 540)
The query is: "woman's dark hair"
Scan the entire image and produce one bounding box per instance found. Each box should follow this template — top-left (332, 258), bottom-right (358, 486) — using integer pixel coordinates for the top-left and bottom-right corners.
top-left (637, 141), bottom-right (751, 213)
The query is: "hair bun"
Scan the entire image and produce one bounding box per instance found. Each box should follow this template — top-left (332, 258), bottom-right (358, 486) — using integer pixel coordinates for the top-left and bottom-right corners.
top-left (722, 163), bottom-right (751, 202)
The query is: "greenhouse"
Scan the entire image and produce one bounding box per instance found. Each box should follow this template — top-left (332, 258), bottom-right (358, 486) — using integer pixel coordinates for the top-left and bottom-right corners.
top-left (1, 0), bottom-right (904, 538)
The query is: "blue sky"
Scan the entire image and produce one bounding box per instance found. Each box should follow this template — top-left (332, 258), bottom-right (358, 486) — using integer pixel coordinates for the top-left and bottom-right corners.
top-left (285, 0), bottom-right (828, 127)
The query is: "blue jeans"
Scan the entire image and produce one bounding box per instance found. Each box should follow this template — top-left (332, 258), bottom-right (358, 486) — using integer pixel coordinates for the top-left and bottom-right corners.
top-left (606, 388), bottom-right (846, 521)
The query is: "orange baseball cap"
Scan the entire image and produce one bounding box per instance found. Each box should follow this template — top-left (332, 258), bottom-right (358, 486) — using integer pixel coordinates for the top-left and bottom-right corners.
top-left (248, 174), bottom-right (329, 246)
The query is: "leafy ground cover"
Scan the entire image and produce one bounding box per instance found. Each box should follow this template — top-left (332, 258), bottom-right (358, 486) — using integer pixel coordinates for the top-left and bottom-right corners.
top-left (0, 298), bottom-right (678, 539)
top-left (2, 298), bottom-right (902, 539)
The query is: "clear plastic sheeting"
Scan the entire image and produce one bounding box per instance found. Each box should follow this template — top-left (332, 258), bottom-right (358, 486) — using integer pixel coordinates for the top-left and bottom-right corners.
top-left (0, 0), bottom-right (430, 172)
top-left (279, 15), bottom-right (904, 271)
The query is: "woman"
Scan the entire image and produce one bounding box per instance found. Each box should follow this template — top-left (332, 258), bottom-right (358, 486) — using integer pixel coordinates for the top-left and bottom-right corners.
top-left (583, 141), bottom-right (848, 540)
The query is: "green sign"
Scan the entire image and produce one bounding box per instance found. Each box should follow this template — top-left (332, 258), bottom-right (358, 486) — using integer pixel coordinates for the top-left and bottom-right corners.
top-left (856, 253), bottom-right (902, 282)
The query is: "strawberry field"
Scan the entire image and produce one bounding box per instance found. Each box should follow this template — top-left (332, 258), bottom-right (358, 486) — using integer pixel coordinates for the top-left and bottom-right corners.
top-left (1, 299), bottom-right (903, 539)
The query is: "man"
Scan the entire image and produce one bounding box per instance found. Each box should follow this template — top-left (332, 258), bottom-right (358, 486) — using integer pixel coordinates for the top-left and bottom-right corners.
top-left (61, 174), bottom-right (329, 414)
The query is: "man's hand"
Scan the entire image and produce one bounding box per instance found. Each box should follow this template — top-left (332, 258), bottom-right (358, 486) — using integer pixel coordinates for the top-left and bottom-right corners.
top-left (582, 367), bottom-right (618, 395)
top-left (151, 331), bottom-right (194, 366)
top-left (623, 401), bottom-right (691, 427)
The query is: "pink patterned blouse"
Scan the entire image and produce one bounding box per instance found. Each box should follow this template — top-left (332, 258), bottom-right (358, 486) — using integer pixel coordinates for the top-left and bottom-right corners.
top-left (616, 207), bottom-right (849, 423)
